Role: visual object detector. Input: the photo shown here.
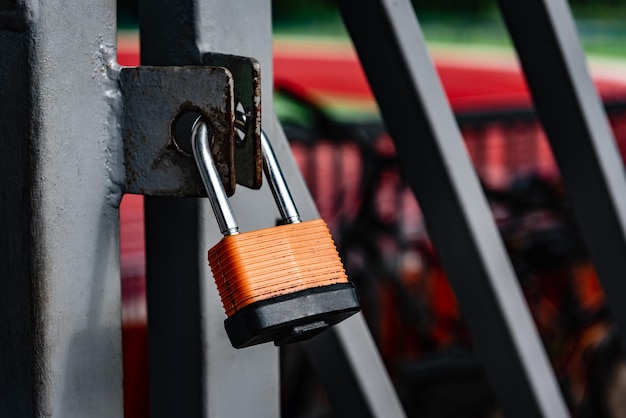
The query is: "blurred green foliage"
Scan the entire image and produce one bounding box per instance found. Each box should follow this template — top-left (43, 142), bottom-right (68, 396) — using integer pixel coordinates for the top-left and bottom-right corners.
top-left (271, 0), bottom-right (626, 20)
top-left (118, 0), bottom-right (626, 26)
top-left (118, 0), bottom-right (138, 28)
top-left (117, 0), bottom-right (626, 57)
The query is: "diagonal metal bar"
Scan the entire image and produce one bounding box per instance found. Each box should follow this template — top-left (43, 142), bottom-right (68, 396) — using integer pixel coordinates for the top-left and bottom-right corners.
top-left (496, 0), bottom-right (626, 346)
top-left (338, 0), bottom-right (569, 417)
top-left (303, 313), bottom-right (407, 418)
top-left (272, 114), bottom-right (407, 418)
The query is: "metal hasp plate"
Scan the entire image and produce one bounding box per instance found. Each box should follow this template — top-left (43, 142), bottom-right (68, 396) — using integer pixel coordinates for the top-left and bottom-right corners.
top-left (120, 65), bottom-right (236, 196)
top-left (203, 53), bottom-right (263, 190)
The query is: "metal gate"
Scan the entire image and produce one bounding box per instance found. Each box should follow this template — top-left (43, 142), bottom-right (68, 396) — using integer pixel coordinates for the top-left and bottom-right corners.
top-left (3, 0), bottom-right (626, 417)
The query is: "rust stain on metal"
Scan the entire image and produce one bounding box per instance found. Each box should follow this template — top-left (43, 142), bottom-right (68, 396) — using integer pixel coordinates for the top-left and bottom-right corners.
top-left (120, 65), bottom-right (235, 196)
top-left (202, 53), bottom-right (262, 191)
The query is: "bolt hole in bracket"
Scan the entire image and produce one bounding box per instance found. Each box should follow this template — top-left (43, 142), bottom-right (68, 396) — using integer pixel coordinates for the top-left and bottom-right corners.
top-left (120, 54), bottom-right (262, 197)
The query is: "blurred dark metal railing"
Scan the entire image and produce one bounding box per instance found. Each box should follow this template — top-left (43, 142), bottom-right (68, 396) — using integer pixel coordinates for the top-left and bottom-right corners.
top-left (284, 76), bottom-right (626, 415)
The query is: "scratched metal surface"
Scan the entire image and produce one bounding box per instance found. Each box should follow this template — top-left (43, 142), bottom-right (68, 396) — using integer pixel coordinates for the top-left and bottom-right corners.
top-left (120, 65), bottom-right (235, 196)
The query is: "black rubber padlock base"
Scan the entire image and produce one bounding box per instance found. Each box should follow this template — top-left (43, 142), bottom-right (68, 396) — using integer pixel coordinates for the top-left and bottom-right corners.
top-left (224, 282), bottom-right (360, 349)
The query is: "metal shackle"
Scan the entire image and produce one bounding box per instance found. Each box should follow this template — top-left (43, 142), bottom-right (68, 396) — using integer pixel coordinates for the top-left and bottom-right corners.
top-left (192, 120), bottom-right (240, 236)
top-left (260, 129), bottom-right (301, 225)
top-left (191, 115), bottom-right (302, 235)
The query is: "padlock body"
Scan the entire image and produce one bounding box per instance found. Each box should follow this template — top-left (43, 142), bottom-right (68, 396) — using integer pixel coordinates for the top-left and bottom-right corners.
top-left (224, 282), bottom-right (359, 348)
top-left (209, 219), bottom-right (350, 315)
top-left (208, 219), bottom-right (360, 348)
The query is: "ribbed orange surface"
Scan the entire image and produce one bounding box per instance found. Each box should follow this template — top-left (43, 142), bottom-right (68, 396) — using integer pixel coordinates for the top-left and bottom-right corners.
top-left (208, 219), bottom-right (348, 317)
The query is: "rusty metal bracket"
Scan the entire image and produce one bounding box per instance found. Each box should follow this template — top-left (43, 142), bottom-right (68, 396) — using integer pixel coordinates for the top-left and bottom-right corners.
top-left (203, 53), bottom-right (263, 190)
top-left (120, 65), bottom-right (236, 196)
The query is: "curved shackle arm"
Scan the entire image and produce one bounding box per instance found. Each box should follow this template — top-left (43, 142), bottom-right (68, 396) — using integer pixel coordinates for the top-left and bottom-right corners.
top-left (192, 112), bottom-right (301, 234)
top-left (192, 119), bottom-right (240, 236)
top-left (235, 109), bottom-right (301, 224)
top-left (260, 129), bottom-right (302, 225)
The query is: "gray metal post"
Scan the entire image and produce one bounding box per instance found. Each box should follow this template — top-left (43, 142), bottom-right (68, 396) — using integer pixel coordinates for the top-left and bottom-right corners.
top-left (496, 0), bottom-right (626, 347)
top-left (140, 1), bottom-right (279, 416)
top-left (337, 0), bottom-right (570, 417)
top-left (1, 1), bottom-right (123, 416)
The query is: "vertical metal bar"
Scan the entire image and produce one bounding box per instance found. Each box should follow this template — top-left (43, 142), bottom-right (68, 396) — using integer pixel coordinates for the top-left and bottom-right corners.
top-left (197, 3), bottom-right (281, 416)
top-left (1, 9), bottom-right (37, 416)
top-left (140, 1), bottom-right (279, 416)
top-left (143, 197), bottom-right (204, 418)
top-left (1, 1), bottom-right (123, 416)
top-left (337, 1), bottom-right (569, 417)
top-left (496, 0), bottom-right (626, 346)
top-left (140, 3), bottom-right (204, 416)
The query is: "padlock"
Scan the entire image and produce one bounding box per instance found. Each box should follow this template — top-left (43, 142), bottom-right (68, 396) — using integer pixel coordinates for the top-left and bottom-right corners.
top-left (192, 118), bottom-right (360, 349)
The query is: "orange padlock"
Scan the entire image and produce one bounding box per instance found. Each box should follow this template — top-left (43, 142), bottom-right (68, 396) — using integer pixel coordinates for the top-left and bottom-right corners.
top-left (193, 119), bottom-right (360, 348)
